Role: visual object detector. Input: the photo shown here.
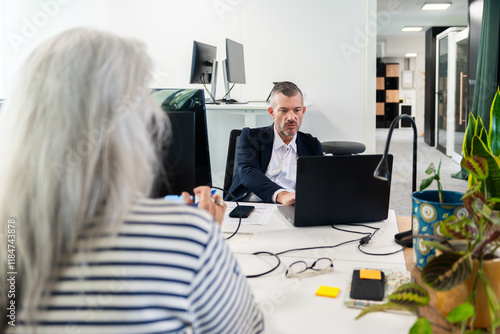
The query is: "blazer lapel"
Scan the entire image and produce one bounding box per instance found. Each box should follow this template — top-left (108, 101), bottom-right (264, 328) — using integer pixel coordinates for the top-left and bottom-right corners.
top-left (296, 133), bottom-right (306, 156)
top-left (261, 125), bottom-right (274, 171)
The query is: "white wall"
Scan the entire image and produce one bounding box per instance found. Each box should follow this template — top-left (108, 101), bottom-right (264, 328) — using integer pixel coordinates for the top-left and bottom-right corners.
top-left (240, 0), bottom-right (376, 147)
top-left (1, 0), bottom-right (109, 98)
top-left (1, 0), bottom-right (377, 188)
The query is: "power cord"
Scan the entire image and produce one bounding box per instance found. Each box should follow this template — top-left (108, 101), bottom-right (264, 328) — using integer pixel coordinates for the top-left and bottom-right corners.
top-left (200, 76), bottom-right (217, 104)
top-left (245, 223), bottom-right (405, 278)
top-left (211, 186), bottom-right (241, 240)
top-left (333, 223), bottom-right (406, 256)
top-left (219, 83), bottom-right (235, 101)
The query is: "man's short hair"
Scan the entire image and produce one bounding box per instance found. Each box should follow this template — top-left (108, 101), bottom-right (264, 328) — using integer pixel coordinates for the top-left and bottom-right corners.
top-left (270, 81), bottom-right (303, 106)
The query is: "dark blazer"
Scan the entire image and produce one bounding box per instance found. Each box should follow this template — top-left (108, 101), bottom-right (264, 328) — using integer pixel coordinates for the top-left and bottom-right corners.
top-left (226, 124), bottom-right (323, 203)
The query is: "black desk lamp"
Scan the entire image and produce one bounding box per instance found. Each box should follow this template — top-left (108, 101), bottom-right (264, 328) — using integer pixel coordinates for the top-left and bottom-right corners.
top-left (373, 114), bottom-right (417, 247)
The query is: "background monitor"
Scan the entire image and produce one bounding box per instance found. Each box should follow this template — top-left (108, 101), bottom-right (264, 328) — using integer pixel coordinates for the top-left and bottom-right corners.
top-left (225, 38), bottom-right (246, 84)
top-left (189, 41), bottom-right (217, 84)
top-left (150, 89), bottom-right (212, 197)
top-left (222, 38), bottom-right (246, 102)
top-left (190, 41), bottom-right (217, 103)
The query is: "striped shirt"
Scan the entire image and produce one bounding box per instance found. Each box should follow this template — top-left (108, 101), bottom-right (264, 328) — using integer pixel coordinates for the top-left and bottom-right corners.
top-left (16, 198), bottom-right (264, 334)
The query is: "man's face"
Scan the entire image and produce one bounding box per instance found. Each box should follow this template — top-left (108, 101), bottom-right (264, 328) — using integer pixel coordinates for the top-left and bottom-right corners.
top-left (268, 92), bottom-right (306, 144)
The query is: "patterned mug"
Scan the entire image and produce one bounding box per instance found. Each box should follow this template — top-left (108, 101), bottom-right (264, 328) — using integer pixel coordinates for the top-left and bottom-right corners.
top-left (412, 190), bottom-right (467, 271)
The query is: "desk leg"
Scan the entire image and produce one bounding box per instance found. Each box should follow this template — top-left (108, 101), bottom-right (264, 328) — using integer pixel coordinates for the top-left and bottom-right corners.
top-left (244, 114), bottom-right (258, 128)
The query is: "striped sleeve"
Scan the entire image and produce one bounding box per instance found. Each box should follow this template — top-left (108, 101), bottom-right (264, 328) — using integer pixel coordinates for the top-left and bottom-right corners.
top-left (189, 220), bottom-right (264, 334)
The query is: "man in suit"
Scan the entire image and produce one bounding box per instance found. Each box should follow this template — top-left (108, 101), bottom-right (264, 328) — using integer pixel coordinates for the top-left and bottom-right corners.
top-left (227, 81), bottom-right (322, 205)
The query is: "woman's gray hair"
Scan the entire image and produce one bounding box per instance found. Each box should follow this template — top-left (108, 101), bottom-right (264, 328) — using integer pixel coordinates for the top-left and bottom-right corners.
top-left (0, 27), bottom-right (167, 330)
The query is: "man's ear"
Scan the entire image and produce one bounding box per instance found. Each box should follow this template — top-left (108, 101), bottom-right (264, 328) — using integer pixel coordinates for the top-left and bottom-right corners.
top-left (268, 107), bottom-right (274, 118)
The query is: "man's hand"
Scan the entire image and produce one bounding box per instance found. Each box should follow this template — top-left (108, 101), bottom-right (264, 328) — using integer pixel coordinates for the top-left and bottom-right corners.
top-left (276, 191), bottom-right (295, 205)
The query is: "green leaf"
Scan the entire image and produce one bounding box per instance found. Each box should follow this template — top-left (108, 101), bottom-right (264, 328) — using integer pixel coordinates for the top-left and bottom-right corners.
top-left (439, 215), bottom-right (475, 240)
top-left (477, 269), bottom-right (500, 330)
top-left (446, 302), bottom-right (475, 323)
top-left (421, 253), bottom-right (473, 291)
top-left (477, 117), bottom-right (488, 146)
top-left (425, 162), bottom-right (436, 175)
top-left (355, 302), bottom-right (416, 319)
top-left (461, 156), bottom-right (488, 180)
top-left (409, 318), bottom-right (432, 334)
top-left (470, 136), bottom-right (500, 200)
top-left (419, 176), bottom-right (435, 191)
top-left (464, 329), bottom-right (488, 334)
top-left (489, 87), bottom-right (500, 157)
top-left (388, 283), bottom-right (430, 307)
top-left (464, 113), bottom-right (478, 157)
top-left (470, 197), bottom-right (499, 225)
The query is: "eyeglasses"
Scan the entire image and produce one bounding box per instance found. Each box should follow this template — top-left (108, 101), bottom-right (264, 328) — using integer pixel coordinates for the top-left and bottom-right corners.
top-left (285, 257), bottom-right (334, 278)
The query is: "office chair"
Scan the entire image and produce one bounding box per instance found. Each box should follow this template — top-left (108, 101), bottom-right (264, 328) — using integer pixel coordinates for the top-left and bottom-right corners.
top-left (321, 141), bottom-right (366, 155)
top-left (223, 129), bottom-right (242, 193)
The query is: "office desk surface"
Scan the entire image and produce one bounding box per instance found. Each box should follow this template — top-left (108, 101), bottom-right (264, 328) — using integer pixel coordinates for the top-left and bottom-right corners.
top-left (222, 205), bottom-right (416, 334)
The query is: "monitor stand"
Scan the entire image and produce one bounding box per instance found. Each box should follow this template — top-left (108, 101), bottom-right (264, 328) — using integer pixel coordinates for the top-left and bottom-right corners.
top-left (221, 60), bottom-right (247, 104)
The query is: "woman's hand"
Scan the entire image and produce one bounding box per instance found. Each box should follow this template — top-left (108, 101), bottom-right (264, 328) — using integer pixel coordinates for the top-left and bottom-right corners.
top-left (182, 186), bottom-right (226, 226)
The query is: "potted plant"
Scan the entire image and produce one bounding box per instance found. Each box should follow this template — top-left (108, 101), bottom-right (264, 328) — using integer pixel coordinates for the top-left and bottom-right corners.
top-left (412, 161), bottom-right (467, 270)
top-left (356, 88), bottom-right (500, 333)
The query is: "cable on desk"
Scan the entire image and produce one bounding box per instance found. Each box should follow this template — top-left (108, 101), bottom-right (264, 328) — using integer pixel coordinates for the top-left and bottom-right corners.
top-left (245, 251), bottom-right (282, 278)
top-left (211, 186), bottom-right (241, 240)
top-left (246, 237), bottom-right (364, 279)
top-left (275, 239), bottom-right (361, 256)
top-left (242, 220), bottom-right (406, 278)
top-left (333, 223), bottom-right (406, 256)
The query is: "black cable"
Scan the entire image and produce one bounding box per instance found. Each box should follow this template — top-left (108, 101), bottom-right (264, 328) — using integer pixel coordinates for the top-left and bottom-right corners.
top-left (220, 83), bottom-right (235, 101)
top-left (334, 223), bottom-right (406, 256)
top-left (200, 76), bottom-right (217, 104)
top-left (211, 186), bottom-right (241, 240)
top-left (245, 236), bottom-right (364, 278)
top-left (224, 216), bottom-right (405, 278)
top-left (357, 243), bottom-right (406, 256)
top-left (275, 238), bottom-right (362, 256)
top-left (245, 251), bottom-right (281, 278)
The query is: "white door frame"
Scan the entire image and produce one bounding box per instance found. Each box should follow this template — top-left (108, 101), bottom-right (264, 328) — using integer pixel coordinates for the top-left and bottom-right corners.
top-left (435, 27), bottom-right (465, 158)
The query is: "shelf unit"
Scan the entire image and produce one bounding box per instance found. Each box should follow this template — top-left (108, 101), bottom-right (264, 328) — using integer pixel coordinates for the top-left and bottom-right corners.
top-left (376, 62), bottom-right (400, 128)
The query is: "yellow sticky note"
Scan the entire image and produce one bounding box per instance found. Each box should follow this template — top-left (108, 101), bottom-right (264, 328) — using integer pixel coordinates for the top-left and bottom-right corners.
top-left (315, 285), bottom-right (340, 298)
top-left (359, 269), bottom-right (382, 280)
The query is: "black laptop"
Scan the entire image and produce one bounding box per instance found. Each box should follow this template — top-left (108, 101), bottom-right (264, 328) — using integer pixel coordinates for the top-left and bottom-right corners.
top-left (277, 154), bottom-right (393, 227)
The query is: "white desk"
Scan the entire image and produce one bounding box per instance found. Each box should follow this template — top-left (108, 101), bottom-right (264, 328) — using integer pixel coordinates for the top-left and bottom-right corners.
top-left (221, 205), bottom-right (416, 334)
top-left (205, 101), bottom-right (270, 127)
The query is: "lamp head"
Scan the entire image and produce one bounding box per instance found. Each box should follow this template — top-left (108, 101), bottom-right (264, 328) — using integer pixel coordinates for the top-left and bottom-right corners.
top-left (373, 156), bottom-right (391, 181)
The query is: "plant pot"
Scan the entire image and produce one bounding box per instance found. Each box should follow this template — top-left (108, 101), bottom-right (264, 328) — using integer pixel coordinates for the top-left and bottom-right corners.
top-left (411, 190), bottom-right (467, 270)
top-left (436, 257), bottom-right (500, 329)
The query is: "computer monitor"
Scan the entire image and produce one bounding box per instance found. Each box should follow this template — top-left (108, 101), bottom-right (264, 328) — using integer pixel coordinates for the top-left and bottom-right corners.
top-left (189, 41), bottom-right (218, 103)
top-left (222, 38), bottom-right (247, 103)
top-left (150, 89), bottom-right (212, 197)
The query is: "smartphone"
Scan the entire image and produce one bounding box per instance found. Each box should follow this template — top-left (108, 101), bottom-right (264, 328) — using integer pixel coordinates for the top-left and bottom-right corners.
top-left (349, 270), bottom-right (385, 301)
top-left (229, 205), bottom-right (255, 218)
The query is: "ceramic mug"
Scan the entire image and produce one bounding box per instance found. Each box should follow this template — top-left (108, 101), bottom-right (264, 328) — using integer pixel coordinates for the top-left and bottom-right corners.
top-left (412, 190), bottom-right (467, 271)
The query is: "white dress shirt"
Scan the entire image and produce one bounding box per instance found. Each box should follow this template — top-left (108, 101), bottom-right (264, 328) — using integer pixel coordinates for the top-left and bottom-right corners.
top-left (266, 126), bottom-right (298, 202)
top-left (245, 126), bottom-right (298, 203)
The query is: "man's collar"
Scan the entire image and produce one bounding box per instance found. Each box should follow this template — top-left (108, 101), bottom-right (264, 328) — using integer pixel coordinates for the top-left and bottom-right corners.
top-left (273, 125), bottom-right (297, 150)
